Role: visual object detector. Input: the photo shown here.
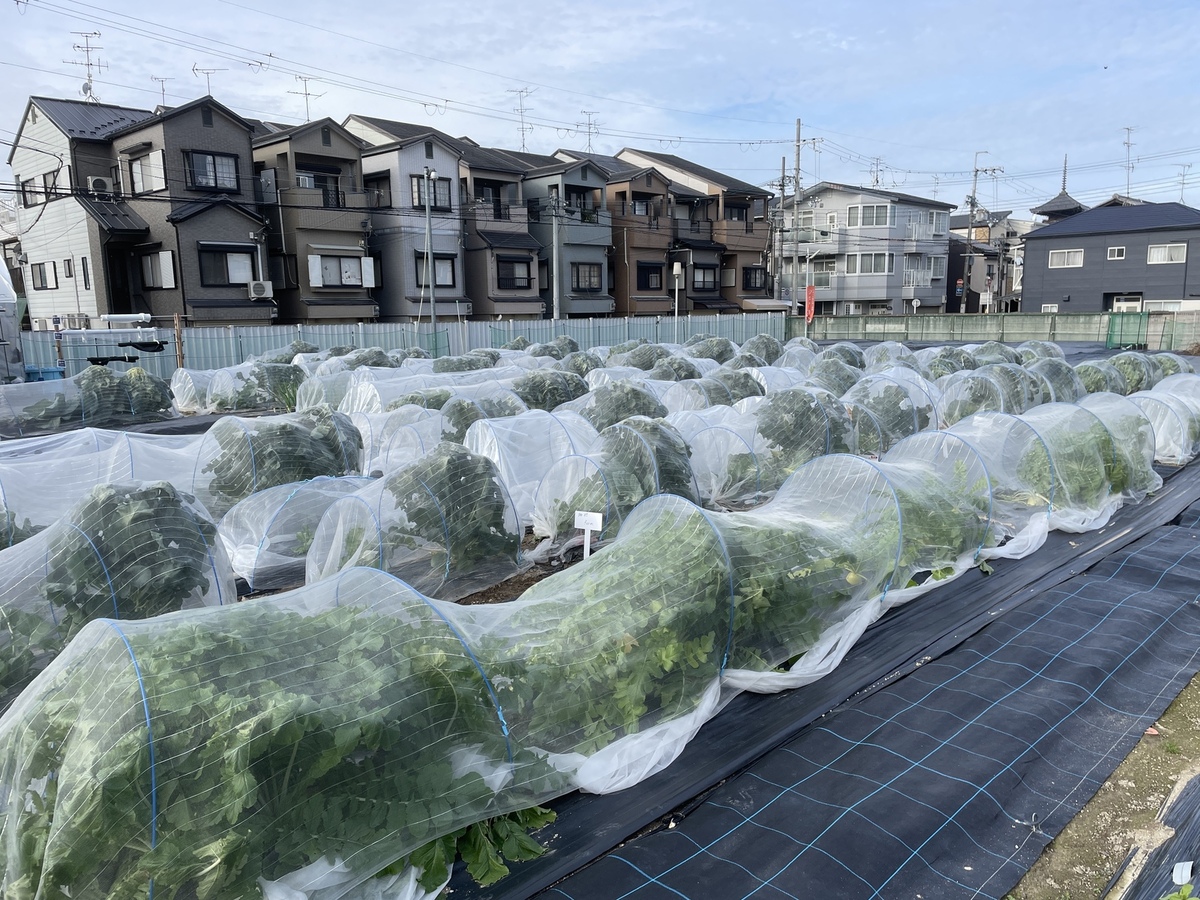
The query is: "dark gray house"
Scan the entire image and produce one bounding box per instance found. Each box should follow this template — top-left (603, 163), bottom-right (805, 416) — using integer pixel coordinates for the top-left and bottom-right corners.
top-left (1022, 202), bottom-right (1200, 313)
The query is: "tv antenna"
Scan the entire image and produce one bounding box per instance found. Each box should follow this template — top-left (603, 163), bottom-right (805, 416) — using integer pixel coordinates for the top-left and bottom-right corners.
top-left (507, 87), bottom-right (535, 152)
top-left (151, 76), bottom-right (173, 107)
top-left (64, 32), bottom-right (106, 102)
top-left (579, 110), bottom-right (600, 153)
top-left (288, 75), bottom-right (325, 121)
top-left (192, 63), bottom-right (228, 95)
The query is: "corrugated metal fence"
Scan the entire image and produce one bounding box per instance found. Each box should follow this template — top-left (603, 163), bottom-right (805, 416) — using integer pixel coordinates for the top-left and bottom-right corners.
top-left (21, 313), bottom-right (789, 380)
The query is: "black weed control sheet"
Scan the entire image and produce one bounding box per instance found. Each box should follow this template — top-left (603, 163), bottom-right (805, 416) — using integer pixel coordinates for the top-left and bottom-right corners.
top-left (453, 465), bottom-right (1200, 900)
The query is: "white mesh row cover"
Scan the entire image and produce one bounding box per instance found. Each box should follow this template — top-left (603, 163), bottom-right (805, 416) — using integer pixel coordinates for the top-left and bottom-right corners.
top-left (1152, 352), bottom-right (1195, 377)
top-left (1075, 393), bottom-right (1162, 501)
top-left (841, 372), bottom-right (936, 451)
top-left (1109, 350), bottom-right (1165, 394)
top-left (583, 366), bottom-right (649, 389)
top-left (312, 347), bottom-right (403, 376)
top-left (218, 476), bottom-right (375, 592)
top-left (687, 424), bottom-right (772, 508)
top-left (464, 410), bottom-right (599, 527)
top-left (664, 406), bottom-right (750, 443)
top-left (169, 368), bottom-right (217, 413)
top-left (305, 444), bottom-right (522, 600)
top-left (0, 480), bottom-right (233, 707)
top-left (191, 408), bottom-right (364, 518)
top-left (373, 415), bottom-right (454, 475)
top-left (0, 352), bottom-right (1176, 900)
top-left (1075, 359), bottom-right (1130, 395)
top-left (745, 365), bottom-right (807, 394)
top-left (508, 370), bottom-right (589, 412)
top-left (915, 345), bottom-right (977, 380)
top-left (776, 345), bottom-right (817, 371)
top-left (0, 432), bottom-right (203, 547)
top-left (0, 365), bottom-right (176, 438)
top-left (975, 362), bottom-right (1045, 412)
top-left (205, 362), bottom-right (308, 414)
top-left (1027, 357), bottom-right (1087, 402)
top-left (351, 408), bottom-right (437, 476)
top-left (1127, 392), bottom-right (1200, 465)
top-left (0, 427), bottom-right (116, 461)
top-left (936, 370), bottom-right (1009, 426)
top-left (295, 372), bottom-right (356, 413)
top-left (530, 417), bottom-right (699, 544)
top-left (966, 340), bottom-right (1022, 366)
top-left (246, 340), bottom-right (321, 366)
top-left (1016, 339), bottom-right (1066, 363)
top-left (863, 340), bottom-right (917, 371)
top-left (334, 368), bottom-right (529, 416)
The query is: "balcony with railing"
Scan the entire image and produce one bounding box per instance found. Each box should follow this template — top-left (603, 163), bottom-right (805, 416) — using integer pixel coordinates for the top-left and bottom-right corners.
top-left (612, 199), bottom-right (670, 249)
top-left (465, 201), bottom-right (529, 233)
top-left (905, 219), bottom-right (934, 242)
top-left (559, 205), bottom-right (612, 243)
top-left (673, 217), bottom-right (714, 243)
top-left (713, 216), bottom-right (761, 250)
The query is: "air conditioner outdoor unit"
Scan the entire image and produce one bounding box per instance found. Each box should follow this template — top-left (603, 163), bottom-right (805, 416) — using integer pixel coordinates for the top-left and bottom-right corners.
top-left (86, 176), bottom-right (112, 195)
top-left (247, 280), bottom-right (274, 300)
top-left (30, 317), bottom-right (52, 332)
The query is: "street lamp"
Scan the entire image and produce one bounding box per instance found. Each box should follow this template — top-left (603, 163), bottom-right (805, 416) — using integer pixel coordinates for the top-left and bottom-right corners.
top-left (672, 261), bottom-right (682, 343)
top-left (423, 166), bottom-right (438, 355)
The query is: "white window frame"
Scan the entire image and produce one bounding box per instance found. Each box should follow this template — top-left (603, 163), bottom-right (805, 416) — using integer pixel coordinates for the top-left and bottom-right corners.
top-left (1048, 248), bottom-right (1084, 268)
top-left (927, 255), bottom-right (947, 279)
top-left (693, 266), bottom-right (718, 290)
top-left (29, 261), bottom-right (57, 290)
top-left (1107, 246), bottom-right (1125, 261)
top-left (308, 254), bottom-right (373, 288)
top-left (140, 250), bottom-right (176, 290)
top-left (1148, 243), bottom-right (1187, 264)
top-left (846, 252), bottom-right (894, 275)
top-left (847, 204), bottom-right (894, 227)
top-left (131, 150), bottom-right (166, 194)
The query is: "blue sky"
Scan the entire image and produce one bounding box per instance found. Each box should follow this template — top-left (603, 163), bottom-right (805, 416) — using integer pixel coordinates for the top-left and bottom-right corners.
top-left (3, 0), bottom-right (1199, 217)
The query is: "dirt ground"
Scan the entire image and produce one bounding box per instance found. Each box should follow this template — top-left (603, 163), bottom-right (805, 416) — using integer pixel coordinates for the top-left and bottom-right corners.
top-left (1004, 671), bottom-right (1200, 900)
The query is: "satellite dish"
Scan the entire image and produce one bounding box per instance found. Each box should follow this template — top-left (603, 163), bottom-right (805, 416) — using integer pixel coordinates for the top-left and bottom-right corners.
top-left (912, 298), bottom-right (921, 308)
top-left (81, 81), bottom-right (91, 96)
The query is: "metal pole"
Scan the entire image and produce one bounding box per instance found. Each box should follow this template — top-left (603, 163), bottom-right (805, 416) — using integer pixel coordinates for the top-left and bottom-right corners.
top-left (424, 166), bottom-right (438, 355)
top-left (552, 193), bottom-right (562, 320)
top-left (791, 119), bottom-right (802, 319)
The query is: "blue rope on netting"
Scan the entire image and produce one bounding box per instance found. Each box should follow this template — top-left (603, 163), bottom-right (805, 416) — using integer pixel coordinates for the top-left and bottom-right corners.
top-left (63, 523), bottom-right (120, 619)
top-left (103, 620), bottom-right (159, 900)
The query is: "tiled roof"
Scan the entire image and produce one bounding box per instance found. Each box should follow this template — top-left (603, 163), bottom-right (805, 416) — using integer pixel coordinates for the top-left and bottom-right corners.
top-left (1025, 202), bottom-right (1200, 238)
top-left (621, 149), bottom-right (772, 198)
top-left (1030, 189), bottom-right (1087, 217)
top-left (350, 115), bottom-right (523, 173)
top-left (31, 97), bottom-right (154, 140)
top-left (799, 181), bottom-right (955, 210)
top-left (166, 196), bottom-right (266, 225)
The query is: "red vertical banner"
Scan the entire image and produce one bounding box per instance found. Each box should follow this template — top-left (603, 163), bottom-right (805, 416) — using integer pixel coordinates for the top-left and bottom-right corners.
top-left (805, 284), bottom-right (816, 323)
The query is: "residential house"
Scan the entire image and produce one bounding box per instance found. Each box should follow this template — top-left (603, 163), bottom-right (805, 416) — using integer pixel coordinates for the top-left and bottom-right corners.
top-left (346, 115), bottom-right (544, 319)
top-left (253, 118), bottom-right (378, 322)
top-left (344, 119), bottom-right (468, 321)
top-left (946, 234), bottom-right (999, 313)
top-left (615, 149), bottom-right (777, 314)
top-left (8, 95), bottom-right (280, 328)
top-left (554, 150), bottom-right (674, 317)
top-left (948, 210), bottom-right (1034, 312)
top-left (782, 183), bottom-right (955, 317)
top-left (498, 150), bottom-right (613, 318)
top-left (1021, 202), bottom-right (1200, 313)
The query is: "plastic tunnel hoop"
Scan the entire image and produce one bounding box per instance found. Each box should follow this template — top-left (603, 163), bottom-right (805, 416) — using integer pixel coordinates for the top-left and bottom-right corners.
top-left (688, 424), bottom-right (763, 505)
top-left (614, 494), bottom-right (739, 674)
top-left (946, 411), bottom-right (1057, 521)
top-left (1128, 392), bottom-right (1199, 465)
top-left (960, 410), bottom-right (1059, 514)
top-left (531, 454), bottom-right (622, 541)
top-left (882, 431), bottom-right (995, 561)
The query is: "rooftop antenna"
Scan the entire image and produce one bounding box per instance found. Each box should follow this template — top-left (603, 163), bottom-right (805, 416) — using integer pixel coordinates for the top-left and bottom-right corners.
top-left (579, 110), bottom-right (600, 153)
top-left (1179, 163), bottom-right (1193, 203)
top-left (1122, 126), bottom-right (1135, 196)
top-left (151, 76), bottom-right (173, 107)
top-left (192, 63), bottom-right (228, 96)
top-left (288, 75), bottom-right (325, 122)
top-left (64, 32), bottom-right (106, 102)
top-left (508, 87), bottom-right (535, 152)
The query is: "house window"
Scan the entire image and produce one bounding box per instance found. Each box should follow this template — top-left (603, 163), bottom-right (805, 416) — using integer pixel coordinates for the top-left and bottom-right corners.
top-left (636, 263), bottom-right (663, 291)
top-left (725, 206), bottom-right (748, 221)
top-left (693, 266), bottom-right (717, 290)
top-left (30, 261), bottom-right (57, 290)
top-left (42, 170), bottom-right (58, 199)
top-left (1148, 243), bottom-right (1187, 264)
top-left (415, 252), bottom-right (455, 288)
top-left (847, 204), bottom-right (893, 227)
top-left (632, 199), bottom-right (650, 216)
top-left (580, 166), bottom-right (589, 181)
top-left (424, 140), bottom-right (434, 160)
top-left (199, 247), bottom-right (255, 285)
top-left (1048, 249), bottom-right (1084, 268)
top-left (742, 267), bottom-right (767, 290)
top-left (321, 126), bottom-right (331, 147)
top-left (130, 152), bottom-right (166, 194)
top-left (847, 252), bottom-right (894, 274)
top-left (81, 257), bottom-right (90, 290)
top-left (1108, 246), bottom-right (1125, 260)
top-left (187, 151), bottom-right (239, 191)
top-left (201, 106), bottom-right (214, 127)
top-left (498, 258), bottom-right (532, 290)
top-left (571, 263), bottom-right (602, 292)
top-left (809, 258), bottom-right (836, 287)
top-left (140, 251), bottom-right (176, 289)
top-left (365, 174), bottom-right (392, 208)
top-left (20, 178), bottom-right (41, 207)
top-left (928, 256), bottom-right (947, 279)
top-left (411, 175), bottom-right (451, 209)
top-left (929, 210), bottom-right (949, 234)
top-left (319, 256), bottom-right (364, 286)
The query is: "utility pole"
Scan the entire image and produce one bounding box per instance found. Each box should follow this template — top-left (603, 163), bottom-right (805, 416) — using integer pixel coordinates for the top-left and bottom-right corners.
top-left (775, 155), bottom-right (786, 305)
top-left (1123, 126), bottom-right (1136, 197)
top-left (792, 119), bottom-right (802, 318)
top-left (551, 191), bottom-right (562, 319)
top-left (966, 151), bottom-right (1003, 313)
